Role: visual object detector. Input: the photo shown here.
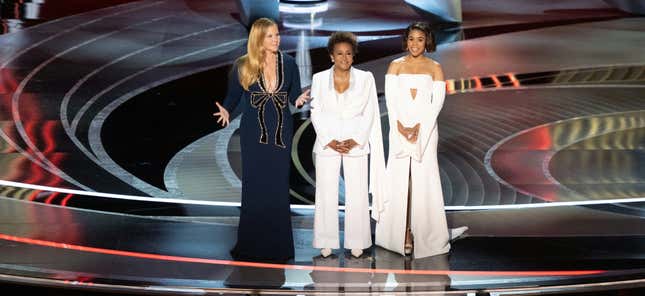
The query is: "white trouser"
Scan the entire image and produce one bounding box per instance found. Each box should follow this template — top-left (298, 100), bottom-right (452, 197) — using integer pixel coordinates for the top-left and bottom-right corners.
top-left (313, 154), bottom-right (372, 250)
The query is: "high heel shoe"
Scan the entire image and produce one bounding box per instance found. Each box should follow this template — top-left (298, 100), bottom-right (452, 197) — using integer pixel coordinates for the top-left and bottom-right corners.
top-left (320, 248), bottom-right (332, 258)
top-left (404, 228), bottom-right (413, 255)
top-left (404, 244), bottom-right (413, 255)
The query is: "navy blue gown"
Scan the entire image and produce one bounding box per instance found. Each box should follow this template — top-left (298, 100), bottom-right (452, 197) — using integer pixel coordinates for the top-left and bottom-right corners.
top-left (222, 51), bottom-right (301, 262)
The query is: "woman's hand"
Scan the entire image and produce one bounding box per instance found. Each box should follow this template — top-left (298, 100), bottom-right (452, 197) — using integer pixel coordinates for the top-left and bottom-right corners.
top-left (213, 102), bottom-right (230, 127)
top-left (397, 120), bottom-right (419, 143)
top-left (409, 123), bottom-right (419, 143)
top-left (327, 140), bottom-right (349, 154)
top-left (295, 89), bottom-right (311, 108)
top-left (341, 139), bottom-right (359, 151)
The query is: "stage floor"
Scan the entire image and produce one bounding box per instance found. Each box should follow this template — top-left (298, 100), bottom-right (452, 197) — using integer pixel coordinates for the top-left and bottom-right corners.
top-left (0, 0), bottom-right (643, 295)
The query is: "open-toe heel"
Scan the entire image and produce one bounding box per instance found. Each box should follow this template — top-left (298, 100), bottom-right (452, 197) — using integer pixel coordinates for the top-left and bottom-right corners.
top-left (404, 228), bottom-right (413, 255)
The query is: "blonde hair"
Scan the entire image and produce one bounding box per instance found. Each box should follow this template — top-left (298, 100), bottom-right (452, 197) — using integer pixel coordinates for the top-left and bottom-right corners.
top-left (238, 18), bottom-right (277, 90)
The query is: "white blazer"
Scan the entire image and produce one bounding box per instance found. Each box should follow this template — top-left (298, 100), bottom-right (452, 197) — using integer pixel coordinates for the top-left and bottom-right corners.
top-left (310, 66), bottom-right (378, 156)
top-left (310, 66), bottom-right (388, 221)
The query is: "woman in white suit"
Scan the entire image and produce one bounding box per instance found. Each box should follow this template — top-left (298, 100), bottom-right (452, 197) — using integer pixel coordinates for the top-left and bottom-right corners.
top-left (375, 22), bottom-right (467, 258)
top-left (310, 31), bottom-right (386, 258)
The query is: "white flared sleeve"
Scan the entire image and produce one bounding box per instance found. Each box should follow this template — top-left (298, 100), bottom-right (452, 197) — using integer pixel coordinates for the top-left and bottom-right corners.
top-left (372, 74), bottom-right (400, 221)
top-left (418, 80), bottom-right (446, 159)
top-left (384, 74), bottom-right (401, 150)
top-left (369, 77), bottom-right (387, 222)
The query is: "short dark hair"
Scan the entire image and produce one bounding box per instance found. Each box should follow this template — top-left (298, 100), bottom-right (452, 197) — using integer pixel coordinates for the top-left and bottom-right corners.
top-left (402, 22), bottom-right (436, 52)
top-left (327, 31), bottom-right (358, 55)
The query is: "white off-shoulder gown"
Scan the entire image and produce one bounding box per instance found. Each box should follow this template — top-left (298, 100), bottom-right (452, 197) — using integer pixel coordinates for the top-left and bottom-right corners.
top-left (375, 73), bottom-right (451, 258)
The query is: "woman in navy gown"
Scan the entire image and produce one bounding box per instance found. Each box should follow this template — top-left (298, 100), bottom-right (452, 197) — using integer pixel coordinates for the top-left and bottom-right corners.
top-left (213, 17), bottom-right (309, 262)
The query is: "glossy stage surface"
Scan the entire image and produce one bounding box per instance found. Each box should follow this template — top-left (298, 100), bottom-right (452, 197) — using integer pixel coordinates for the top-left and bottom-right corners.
top-left (0, 0), bottom-right (644, 295)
